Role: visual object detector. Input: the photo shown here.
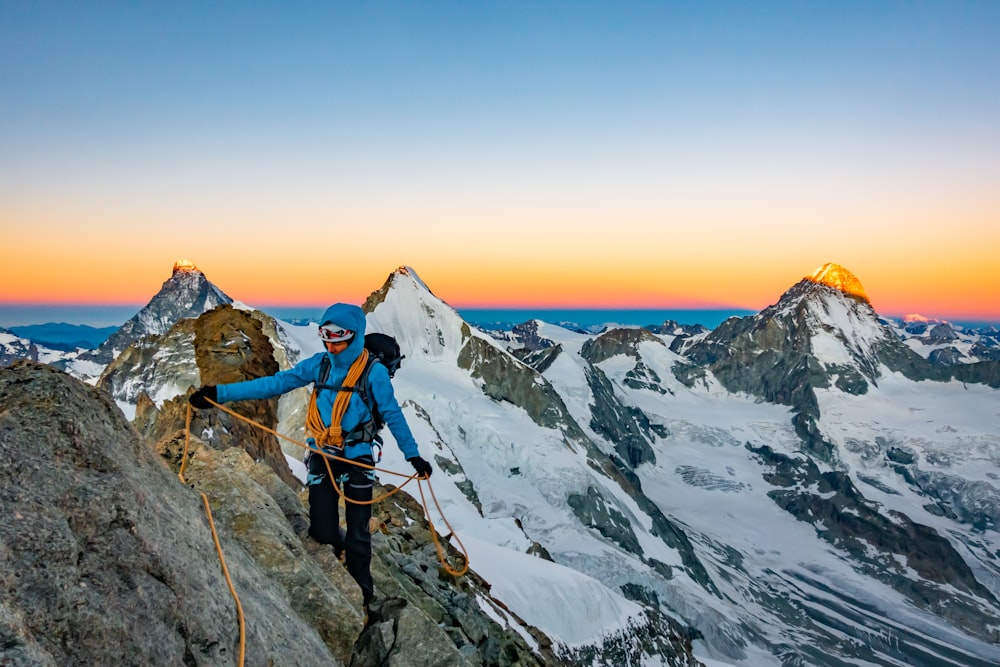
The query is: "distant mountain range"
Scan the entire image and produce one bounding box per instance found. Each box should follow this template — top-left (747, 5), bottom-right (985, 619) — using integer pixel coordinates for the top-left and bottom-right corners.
top-left (7, 322), bottom-right (117, 350)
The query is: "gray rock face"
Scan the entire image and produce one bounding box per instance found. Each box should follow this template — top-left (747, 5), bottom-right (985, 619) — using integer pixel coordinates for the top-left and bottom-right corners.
top-left (580, 327), bottom-right (664, 366)
top-left (0, 362), bottom-right (343, 666)
top-left (908, 468), bottom-right (1000, 533)
top-left (926, 322), bottom-right (959, 342)
top-left (511, 343), bottom-right (563, 374)
top-left (511, 320), bottom-right (557, 351)
top-left (929, 346), bottom-right (964, 365)
top-left (585, 365), bottom-right (656, 468)
top-left (582, 327), bottom-right (669, 395)
top-left (567, 486), bottom-right (643, 556)
top-left (645, 320), bottom-right (707, 337)
top-left (970, 341), bottom-right (1000, 361)
top-left (675, 279), bottom-right (894, 407)
top-left (98, 318), bottom-right (200, 404)
top-left (457, 329), bottom-right (585, 437)
top-left (0, 361), bottom-right (566, 667)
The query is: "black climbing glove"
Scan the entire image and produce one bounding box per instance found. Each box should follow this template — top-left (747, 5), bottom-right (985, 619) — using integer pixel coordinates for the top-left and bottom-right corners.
top-left (407, 456), bottom-right (433, 478)
top-left (189, 385), bottom-right (218, 409)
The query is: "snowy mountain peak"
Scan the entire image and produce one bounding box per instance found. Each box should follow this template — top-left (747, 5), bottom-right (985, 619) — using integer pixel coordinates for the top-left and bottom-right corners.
top-left (391, 265), bottom-right (430, 290)
top-left (365, 266), bottom-right (473, 363)
top-left (806, 262), bottom-right (869, 302)
top-left (70, 262), bottom-right (233, 370)
top-left (171, 259), bottom-right (200, 275)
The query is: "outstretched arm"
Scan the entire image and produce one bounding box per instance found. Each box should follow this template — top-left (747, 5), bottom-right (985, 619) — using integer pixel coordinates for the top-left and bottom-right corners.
top-left (368, 363), bottom-right (421, 462)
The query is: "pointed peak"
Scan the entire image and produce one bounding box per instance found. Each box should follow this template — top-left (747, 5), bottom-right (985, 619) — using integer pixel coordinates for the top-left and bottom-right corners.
top-left (172, 259), bottom-right (201, 275)
top-left (805, 263), bottom-right (869, 302)
top-left (391, 265), bottom-right (431, 292)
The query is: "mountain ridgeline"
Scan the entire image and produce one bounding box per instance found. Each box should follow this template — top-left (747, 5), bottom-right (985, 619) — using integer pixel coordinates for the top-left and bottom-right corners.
top-left (2, 261), bottom-right (999, 666)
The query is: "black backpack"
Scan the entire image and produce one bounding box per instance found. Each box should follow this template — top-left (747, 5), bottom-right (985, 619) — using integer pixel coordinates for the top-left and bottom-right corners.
top-left (316, 332), bottom-right (405, 435)
top-left (364, 332), bottom-right (404, 379)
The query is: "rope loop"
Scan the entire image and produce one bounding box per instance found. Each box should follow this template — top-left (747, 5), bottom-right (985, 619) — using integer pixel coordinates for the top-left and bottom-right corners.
top-left (185, 396), bottom-right (470, 575)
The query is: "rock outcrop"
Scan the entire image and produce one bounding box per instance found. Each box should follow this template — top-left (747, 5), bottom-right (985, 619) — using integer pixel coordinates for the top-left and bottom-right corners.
top-left (1, 360), bottom-right (562, 666)
top-left (0, 361), bottom-right (345, 666)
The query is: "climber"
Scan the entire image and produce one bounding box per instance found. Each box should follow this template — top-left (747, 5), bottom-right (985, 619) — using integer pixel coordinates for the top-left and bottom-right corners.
top-left (189, 302), bottom-right (433, 610)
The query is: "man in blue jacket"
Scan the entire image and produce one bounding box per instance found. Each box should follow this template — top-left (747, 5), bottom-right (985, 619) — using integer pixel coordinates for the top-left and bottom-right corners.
top-left (190, 303), bottom-right (433, 608)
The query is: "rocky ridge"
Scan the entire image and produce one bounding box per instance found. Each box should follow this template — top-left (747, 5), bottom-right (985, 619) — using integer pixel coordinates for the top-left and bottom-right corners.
top-left (1, 358), bottom-right (562, 666)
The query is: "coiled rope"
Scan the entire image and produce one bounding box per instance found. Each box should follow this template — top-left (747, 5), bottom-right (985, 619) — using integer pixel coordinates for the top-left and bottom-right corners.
top-left (306, 348), bottom-right (368, 449)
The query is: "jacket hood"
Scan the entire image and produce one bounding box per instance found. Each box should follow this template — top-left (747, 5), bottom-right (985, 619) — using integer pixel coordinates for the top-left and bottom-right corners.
top-left (320, 303), bottom-right (367, 366)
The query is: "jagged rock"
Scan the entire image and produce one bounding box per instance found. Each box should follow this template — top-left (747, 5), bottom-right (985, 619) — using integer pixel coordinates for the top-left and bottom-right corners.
top-left (909, 469), bottom-right (1000, 533)
top-left (580, 327), bottom-right (664, 365)
top-left (457, 330), bottom-right (585, 437)
top-left (645, 320), bottom-right (707, 337)
top-left (585, 365), bottom-right (656, 467)
top-left (98, 319), bottom-right (200, 404)
top-left (923, 322), bottom-right (960, 343)
top-left (183, 446), bottom-right (364, 663)
top-left (0, 361), bottom-right (344, 666)
top-left (511, 344), bottom-right (563, 374)
top-left (970, 341), bottom-right (1000, 361)
top-left (511, 320), bottom-right (557, 352)
top-left (362, 483), bottom-right (564, 666)
top-left (885, 445), bottom-right (916, 465)
top-left (568, 486), bottom-right (643, 556)
top-left (559, 609), bottom-right (703, 667)
top-left (168, 304), bottom-right (300, 489)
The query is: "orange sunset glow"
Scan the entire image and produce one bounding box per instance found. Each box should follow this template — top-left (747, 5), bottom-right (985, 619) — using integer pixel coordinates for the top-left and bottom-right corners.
top-left (1, 4), bottom-right (998, 323)
top-left (2, 252), bottom-right (997, 323)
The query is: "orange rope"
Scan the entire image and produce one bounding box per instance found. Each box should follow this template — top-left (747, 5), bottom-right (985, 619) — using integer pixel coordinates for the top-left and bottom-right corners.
top-left (201, 492), bottom-right (246, 665)
top-left (182, 405), bottom-right (246, 666)
top-left (417, 475), bottom-right (470, 577)
top-left (188, 396), bottom-right (470, 577)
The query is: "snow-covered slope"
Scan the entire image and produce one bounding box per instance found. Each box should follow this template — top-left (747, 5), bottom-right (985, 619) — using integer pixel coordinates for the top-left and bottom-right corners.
top-left (356, 266), bottom-right (1000, 665)
top-left (365, 268), bottom-right (681, 658)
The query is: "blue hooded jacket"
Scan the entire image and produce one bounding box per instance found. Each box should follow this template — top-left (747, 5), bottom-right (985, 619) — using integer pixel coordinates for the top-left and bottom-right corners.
top-left (215, 303), bottom-right (420, 461)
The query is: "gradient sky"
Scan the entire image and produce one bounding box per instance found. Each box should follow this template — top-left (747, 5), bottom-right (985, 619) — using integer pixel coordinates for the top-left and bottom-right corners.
top-left (2, 2), bottom-right (998, 320)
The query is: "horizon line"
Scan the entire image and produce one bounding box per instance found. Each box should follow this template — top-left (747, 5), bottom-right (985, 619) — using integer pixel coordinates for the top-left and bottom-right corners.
top-left (1, 302), bottom-right (999, 329)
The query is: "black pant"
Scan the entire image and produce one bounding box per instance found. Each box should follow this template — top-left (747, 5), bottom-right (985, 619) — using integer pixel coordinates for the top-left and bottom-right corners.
top-left (307, 451), bottom-right (375, 604)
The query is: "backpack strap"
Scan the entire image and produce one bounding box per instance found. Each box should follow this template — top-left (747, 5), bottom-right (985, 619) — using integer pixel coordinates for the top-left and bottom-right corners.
top-left (313, 353), bottom-right (385, 446)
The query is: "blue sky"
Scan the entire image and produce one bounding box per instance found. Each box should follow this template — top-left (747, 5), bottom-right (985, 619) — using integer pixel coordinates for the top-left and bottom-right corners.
top-left (3, 2), bottom-right (999, 319)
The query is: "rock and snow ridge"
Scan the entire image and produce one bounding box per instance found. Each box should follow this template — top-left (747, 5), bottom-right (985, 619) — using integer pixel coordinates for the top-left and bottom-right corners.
top-left (7, 261), bottom-right (1000, 666)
